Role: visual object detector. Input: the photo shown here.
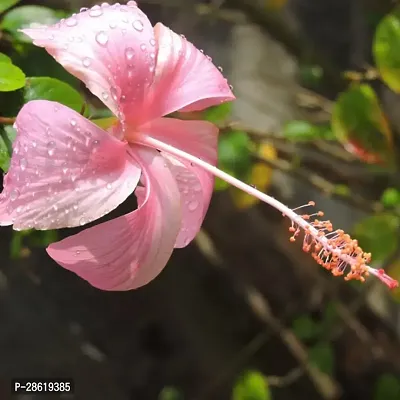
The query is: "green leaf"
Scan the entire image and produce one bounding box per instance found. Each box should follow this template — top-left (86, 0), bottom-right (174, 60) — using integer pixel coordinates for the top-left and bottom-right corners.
top-left (292, 316), bottom-right (321, 341)
top-left (1, 6), bottom-right (64, 43)
top-left (0, 62), bottom-right (25, 91)
top-left (218, 130), bottom-right (253, 180)
top-left (283, 121), bottom-right (334, 141)
top-left (331, 84), bottom-right (393, 165)
top-left (381, 188), bottom-right (400, 208)
top-left (158, 387), bottom-right (184, 400)
top-left (28, 230), bottom-right (58, 248)
top-left (0, 0), bottom-right (21, 14)
top-left (308, 343), bottom-right (335, 375)
top-left (374, 8), bottom-right (400, 93)
top-left (0, 125), bottom-right (16, 171)
top-left (92, 117), bottom-right (118, 130)
top-left (353, 214), bottom-right (400, 262)
top-left (0, 53), bottom-right (12, 64)
top-left (232, 370), bottom-right (271, 400)
top-left (203, 102), bottom-right (232, 124)
top-left (374, 374), bottom-right (400, 400)
top-left (24, 77), bottom-right (84, 113)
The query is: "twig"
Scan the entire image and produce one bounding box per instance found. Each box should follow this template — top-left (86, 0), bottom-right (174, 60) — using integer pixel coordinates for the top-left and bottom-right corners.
top-left (0, 117), bottom-right (15, 125)
top-left (253, 153), bottom-right (383, 214)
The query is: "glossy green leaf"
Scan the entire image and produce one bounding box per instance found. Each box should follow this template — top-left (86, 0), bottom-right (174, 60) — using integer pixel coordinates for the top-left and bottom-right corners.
top-left (0, 53), bottom-right (12, 64)
top-left (308, 343), bottom-right (335, 375)
top-left (0, 126), bottom-right (16, 172)
top-left (331, 84), bottom-right (393, 164)
top-left (0, 62), bottom-right (25, 91)
top-left (353, 214), bottom-right (400, 262)
top-left (381, 188), bottom-right (400, 208)
top-left (218, 130), bottom-right (253, 180)
top-left (374, 374), bottom-right (400, 400)
top-left (292, 316), bottom-right (321, 341)
top-left (24, 77), bottom-right (84, 113)
top-left (158, 387), bottom-right (184, 400)
top-left (283, 121), bottom-right (334, 141)
top-left (1, 6), bottom-right (64, 43)
top-left (374, 8), bottom-right (400, 93)
top-left (232, 370), bottom-right (271, 400)
top-left (0, 0), bottom-right (21, 14)
top-left (203, 102), bottom-right (232, 124)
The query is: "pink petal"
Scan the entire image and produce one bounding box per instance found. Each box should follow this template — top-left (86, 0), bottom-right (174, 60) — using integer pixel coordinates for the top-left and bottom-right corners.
top-left (21, 2), bottom-right (156, 125)
top-left (143, 23), bottom-right (235, 120)
top-left (139, 117), bottom-right (217, 247)
top-left (0, 100), bottom-right (140, 230)
top-left (47, 146), bottom-right (182, 291)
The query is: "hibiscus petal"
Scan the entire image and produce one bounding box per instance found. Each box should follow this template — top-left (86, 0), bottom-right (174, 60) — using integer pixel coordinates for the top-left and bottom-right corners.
top-left (47, 146), bottom-right (182, 291)
top-left (0, 100), bottom-right (140, 230)
top-left (139, 117), bottom-right (217, 247)
top-left (21, 2), bottom-right (156, 124)
top-left (144, 23), bottom-right (235, 120)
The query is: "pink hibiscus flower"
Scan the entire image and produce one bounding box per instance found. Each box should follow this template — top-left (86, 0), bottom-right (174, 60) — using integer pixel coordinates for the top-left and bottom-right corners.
top-left (0, 2), bottom-right (397, 291)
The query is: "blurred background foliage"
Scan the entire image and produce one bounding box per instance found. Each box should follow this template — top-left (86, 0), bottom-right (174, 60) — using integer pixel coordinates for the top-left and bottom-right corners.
top-left (1, 0), bottom-right (400, 399)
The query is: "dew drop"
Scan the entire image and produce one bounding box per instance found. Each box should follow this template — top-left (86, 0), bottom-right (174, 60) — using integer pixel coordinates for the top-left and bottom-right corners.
top-left (127, 1), bottom-right (137, 6)
top-left (79, 217), bottom-right (86, 226)
top-left (110, 86), bottom-right (118, 101)
top-left (89, 5), bottom-right (103, 17)
top-left (109, 20), bottom-right (117, 29)
top-left (229, 84), bottom-right (234, 90)
top-left (188, 200), bottom-right (199, 211)
top-left (75, 250), bottom-right (81, 256)
top-left (102, 91), bottom-right (109, 100)
top-left (218, 66), bottom-right (223, 72)
top-left (53, 205), bottom-right (58, 211)
top-left (73, 204), bottom-right (78, 210)
top-left (193, 182), bottom-right (202, 192)
top-left (95, 31), bottom-right (109, 46)
top-left (10, 189), bottom-right (19, 201)
top-left (133, 20), bottom-right (144, 31)
top-left (150, 38), bottom-right (156, 46)
top-left (125, 47), bottom-right (135, 60)
top-left (82, 57), bottom-right (91, 67)
top-left (106, 183), bottom-right (112, 190)
top-left (80, 7), bottom-right (88, 12)
top-left (140, 43), bottom-right (146, 52)
top-left (19, 158), bottom-right (27, 171)
top-left (70, 119), bottom-right (77, 127)
top-left (66, 17), bottom-right (78, 27)
top-left (47, 141), bottom-right (56, 156)
top-left (32, 141), bottom-right (37, 148)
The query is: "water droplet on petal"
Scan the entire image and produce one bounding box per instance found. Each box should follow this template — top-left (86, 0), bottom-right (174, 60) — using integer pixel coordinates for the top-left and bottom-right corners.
top-left (101, 2), bottom-right (109, 6)
top-left (188, 200), bottom-right (199, 211)
top-left (109, 20), bottom-right (117, 29)
top-left (110, 87), bottom-right (118, 101)
top-left (150, 38), bottom-right (156, 46)
top-left (19, 158), bottom-right (27, 171)
top-left (47, 141), bottom-right (56, 156)
top-left (80, 7), bottom-right (88, 12)
top-left (125, 47), bottom-right (135, 60)
top-left (73, 204), bottom-right (78, 210)
top-left (79, 217), bottom-right (86, 226)
top-left (53, 204), bottom-right (58, 211)
top-left (95, 31), bottom-right (109, 46)
top-left (32, 141), bottom-right (37, 148)
top-left (133, 20), bottom-right (144, 31)
top-left (218, 66), bottom-right (223, 72)
top-left (106, 183), bottom-right (112, 190)
top-left (127, 1), bottom-right (137, 6)
top-left (75, 250), bottom-right (81, 256)
top-left (102, 91), bottom-right (109, 100)
top-left (70, 119), bottom-right (77, 127)
top-left (82, 57), bottom-right (91, 67)
top-left (140, 43), bottom-right (146, 51)
top-left (193, 182), bottom-right (202, 192)
top-left (10, 189), bottom-right (19, 201)
top-left (66, 17), bottom-right (78, 27)
top-left (89, 5), bottom-right (103, 17)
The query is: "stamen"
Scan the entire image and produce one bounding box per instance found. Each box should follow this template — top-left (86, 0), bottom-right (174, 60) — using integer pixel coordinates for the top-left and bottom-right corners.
top-left (139, 134), bottom-right (399, 290)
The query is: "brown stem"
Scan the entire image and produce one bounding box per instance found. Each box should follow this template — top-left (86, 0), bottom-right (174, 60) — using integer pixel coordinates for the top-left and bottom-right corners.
top-left (0, 116), bottom-right (16, 125)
